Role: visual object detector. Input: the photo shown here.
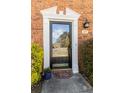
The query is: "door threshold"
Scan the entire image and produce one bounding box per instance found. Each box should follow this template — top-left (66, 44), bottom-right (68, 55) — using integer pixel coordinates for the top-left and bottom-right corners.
top-left (52, 68), bottom-right (72, 71)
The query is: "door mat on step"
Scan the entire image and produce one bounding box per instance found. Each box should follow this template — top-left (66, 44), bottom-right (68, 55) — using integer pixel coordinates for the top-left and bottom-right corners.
top-left (52, 70), bottom-right (72, 79)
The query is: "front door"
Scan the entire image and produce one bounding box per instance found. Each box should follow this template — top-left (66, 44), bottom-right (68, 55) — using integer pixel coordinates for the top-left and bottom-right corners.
top-left (50, 21), bottom-right (72, 69)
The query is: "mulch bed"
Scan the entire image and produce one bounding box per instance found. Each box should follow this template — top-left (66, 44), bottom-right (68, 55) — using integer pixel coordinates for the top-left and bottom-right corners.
top-left (31, 80), bottom-right (42, 93)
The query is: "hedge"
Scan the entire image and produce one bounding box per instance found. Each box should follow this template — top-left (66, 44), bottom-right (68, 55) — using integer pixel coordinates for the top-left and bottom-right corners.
top-left (31, 43), bottom-right (43, 85)
top-left (82, 38), bottom-right (93, 86)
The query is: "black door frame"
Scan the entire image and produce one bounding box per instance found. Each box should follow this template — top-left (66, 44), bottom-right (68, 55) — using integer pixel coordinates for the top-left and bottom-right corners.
top-left (49, 21), bottom-right (72, 69)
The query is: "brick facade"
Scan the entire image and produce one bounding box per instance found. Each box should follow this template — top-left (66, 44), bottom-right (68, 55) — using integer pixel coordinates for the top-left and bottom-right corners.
top-left (32, 0), bottom-right (93, 72)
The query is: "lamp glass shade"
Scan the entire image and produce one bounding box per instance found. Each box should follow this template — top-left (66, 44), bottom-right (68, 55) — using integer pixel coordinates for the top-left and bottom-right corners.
top-left (85, 22), bottom-right (89, 28)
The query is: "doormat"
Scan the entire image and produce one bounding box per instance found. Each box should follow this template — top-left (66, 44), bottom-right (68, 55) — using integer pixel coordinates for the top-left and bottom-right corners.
top-left (52, 69), bottom-right (72, 79)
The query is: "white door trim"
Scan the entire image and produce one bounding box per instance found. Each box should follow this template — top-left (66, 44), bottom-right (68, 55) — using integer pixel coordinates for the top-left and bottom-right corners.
top-left (41, 6), bottom-right (80, 73)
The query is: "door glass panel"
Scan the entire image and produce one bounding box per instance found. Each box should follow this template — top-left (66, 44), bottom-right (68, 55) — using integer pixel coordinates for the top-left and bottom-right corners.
top-left (52, 24), bottom-right (70, 57)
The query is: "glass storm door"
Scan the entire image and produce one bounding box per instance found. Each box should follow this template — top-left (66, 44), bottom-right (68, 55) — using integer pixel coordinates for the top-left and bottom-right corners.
top-left (50, 21), bottom-right (72, 69)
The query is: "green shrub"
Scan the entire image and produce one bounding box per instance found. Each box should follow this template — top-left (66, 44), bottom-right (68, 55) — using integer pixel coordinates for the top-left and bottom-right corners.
top-left (31, 43), bottom-right (43, 85)
top-left (82, 38), bottom-right (93, 86)
top-left (31, 71), bottom-right (41, 85)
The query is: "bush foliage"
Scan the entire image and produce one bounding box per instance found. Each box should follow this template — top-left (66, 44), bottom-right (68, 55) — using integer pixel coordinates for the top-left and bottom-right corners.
top-left (82, 38), bottom-right (93, 86)
top-left (31, 43), bottom-right (43, 85)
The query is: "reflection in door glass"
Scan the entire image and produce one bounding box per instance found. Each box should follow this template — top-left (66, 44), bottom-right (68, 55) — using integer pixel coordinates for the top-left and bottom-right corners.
top-left (52, 24), bottom-right (70, 57)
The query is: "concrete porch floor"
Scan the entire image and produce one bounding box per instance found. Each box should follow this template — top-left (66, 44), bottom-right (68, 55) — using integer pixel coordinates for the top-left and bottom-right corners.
top-left (41, 73), bottom-right (93, 93)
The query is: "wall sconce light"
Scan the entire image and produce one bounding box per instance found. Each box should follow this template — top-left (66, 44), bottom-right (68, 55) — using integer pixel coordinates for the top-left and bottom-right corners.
top-left (82, 18), bottom-right (89, 37)
top-left (83, 18), bottom-right (90, 29)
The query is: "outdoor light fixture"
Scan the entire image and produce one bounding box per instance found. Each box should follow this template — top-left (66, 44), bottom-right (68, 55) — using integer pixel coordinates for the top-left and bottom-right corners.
top-left (83, 18), bottom-right (90, 29)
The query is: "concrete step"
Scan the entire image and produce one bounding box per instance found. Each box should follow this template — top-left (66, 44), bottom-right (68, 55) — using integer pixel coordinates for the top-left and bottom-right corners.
top-left (52, 68), bottom-right (72, 79)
